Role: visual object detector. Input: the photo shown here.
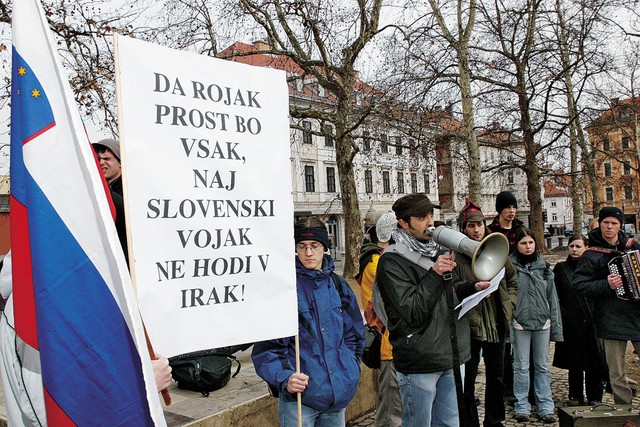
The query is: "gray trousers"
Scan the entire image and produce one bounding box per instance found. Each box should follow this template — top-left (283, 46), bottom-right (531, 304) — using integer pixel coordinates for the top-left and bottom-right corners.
top-left (604, 339), bottom-right (640, 404)
top-left (375, 360), bottom-right (403, 427)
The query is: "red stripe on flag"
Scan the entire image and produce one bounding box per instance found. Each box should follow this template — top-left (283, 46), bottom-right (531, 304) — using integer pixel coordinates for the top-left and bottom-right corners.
top-left (10, 195), bottom-right (39, 349)
top-left (89, 143), bottom-right (116, 220)
top-left (44, 386), bottom-right (76, 426)
top-left (23, 122), bottom-right (56, 145)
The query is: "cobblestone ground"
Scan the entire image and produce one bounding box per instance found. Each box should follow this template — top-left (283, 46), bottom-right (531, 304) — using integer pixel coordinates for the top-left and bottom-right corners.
top-left (348, 251), bottom-right (640, 426)
top-left (348, 343), bottom-right (640, 426)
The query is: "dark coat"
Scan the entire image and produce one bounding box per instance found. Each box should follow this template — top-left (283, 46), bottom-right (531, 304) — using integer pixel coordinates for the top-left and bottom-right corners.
top-left (453, 252), bottom-right (518, 342)
top-left (552, 257), bottom-right (599, 370)
top-left (571, 228), bottom-right (640, 341)
top-left (488, 217), bottom-right (524, 253)
top-left (377, 250), bottom-right (473, 374)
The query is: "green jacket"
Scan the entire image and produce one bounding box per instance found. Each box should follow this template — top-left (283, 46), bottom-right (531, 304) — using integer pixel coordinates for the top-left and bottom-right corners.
top-left (453, 253), bottom-right (518, 342)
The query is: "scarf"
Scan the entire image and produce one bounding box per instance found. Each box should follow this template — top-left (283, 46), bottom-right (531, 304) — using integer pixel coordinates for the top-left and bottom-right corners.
top-left (391, 228), bottom-right (440, 258)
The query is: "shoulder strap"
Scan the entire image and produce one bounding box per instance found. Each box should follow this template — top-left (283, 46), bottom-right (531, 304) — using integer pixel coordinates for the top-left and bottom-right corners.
top-left (586, 246), bottom-right (621, 255)
top-left (330, 272), bottom-right (344, 296)
top-left (627, 239), bottom-right (636, 250)
top-left (384, 242), bottom-right (435, 271)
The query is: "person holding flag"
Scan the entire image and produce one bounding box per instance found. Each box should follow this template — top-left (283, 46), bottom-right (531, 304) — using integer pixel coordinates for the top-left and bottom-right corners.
top-left (1, 0), bottom-right (166, 424)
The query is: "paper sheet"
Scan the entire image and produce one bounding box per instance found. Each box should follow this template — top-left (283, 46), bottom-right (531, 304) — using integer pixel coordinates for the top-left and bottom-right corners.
top-left (456, 268), bottom-right (505, 319)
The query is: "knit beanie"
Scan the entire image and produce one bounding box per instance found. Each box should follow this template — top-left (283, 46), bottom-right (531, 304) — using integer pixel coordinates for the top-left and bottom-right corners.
top-left (495, 191), bottom-right (518, 213)
top-left (376, 212), bottom-right (398, 243)
top-left (598, 207), bottom-right (624, 226)
top-left (294, 227), bottom-right (330, 250)
top-left (458, 198), bottom-right (485, 231)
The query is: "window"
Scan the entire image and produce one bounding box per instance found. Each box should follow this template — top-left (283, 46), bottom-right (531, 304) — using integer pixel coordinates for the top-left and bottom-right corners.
top-left (552, 213), bottom-right (557, 222)
top-left (604, 163), bottom-right (612, 177)
top-left (324, 125), bottom-right (334, 147)
top-left (624, 162), bottom-right (632, 175)
top-left (0, 194), bottom-right (8, 213)
top-left (622, 136), bottom-right (631, 149)
top-left (507, 170), bottom-right (514, 184)
top-left (603, 138), bottom-right (610, 151)
top-left (397, 172), bottom-right (405, 194)
top-left (383, 171), bottom-right (390, 193)
top-left (395, 136), bottom-right (402, 155)
top-left (363, 130), bottom-right (371, 152)
top-left (326, 167), bottom-right (336, 193)
top-left (625, 185), bottom-right (633, 200)
top-left (409, 140), bottom-right (416, 157)
top-left (381, 134), bottom-right (388, 153)
top-left (551, 201), bottom-right (557, 207)
top-left (365, 170), bottom-right (373, 193)
top-left (605, 187), bottom-right (614, 201)
top-left (302, 121), bottom-right (312, 144)
top-left (411, 173), bottom-right (417, 193)
top-left (423, 173), bottom-right (430, 193)
top-left (304, 165), bottom-right (315, 192)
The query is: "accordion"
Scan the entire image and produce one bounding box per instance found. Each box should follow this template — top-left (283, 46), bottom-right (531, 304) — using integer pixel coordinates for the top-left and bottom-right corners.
top-left (608, 250), bottom-right (640, 301)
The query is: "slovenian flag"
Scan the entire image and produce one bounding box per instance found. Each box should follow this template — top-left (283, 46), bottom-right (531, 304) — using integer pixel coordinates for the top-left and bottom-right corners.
top-left (9, 0), bottom-right (166, 425)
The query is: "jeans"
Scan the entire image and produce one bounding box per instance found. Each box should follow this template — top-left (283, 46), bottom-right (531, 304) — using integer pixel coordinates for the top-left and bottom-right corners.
top-left (464, 339), bottom-right (506, 426)
top-left (278, 397), bottom-right (346, 426)
top-left (511, 327), bottom-right (554, 416)
top-left (397, 366), bottom-right (464, 427)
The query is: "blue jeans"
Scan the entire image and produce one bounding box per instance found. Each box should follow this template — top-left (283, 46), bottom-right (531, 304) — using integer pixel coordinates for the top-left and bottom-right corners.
top-left (278, 396), bottom-right (346, 426)
top-left (397, 367), bottom-right (463, 427)
top-left (511, 327), bottom-right (554, 416)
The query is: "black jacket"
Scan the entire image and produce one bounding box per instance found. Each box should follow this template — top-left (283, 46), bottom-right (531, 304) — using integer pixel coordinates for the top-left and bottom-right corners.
top-left (377, 250), bottom-right (473, 374)
top-left (553, 257), bottom-right (599, 370)
top-left (571, 228), bottom-right (640, 341)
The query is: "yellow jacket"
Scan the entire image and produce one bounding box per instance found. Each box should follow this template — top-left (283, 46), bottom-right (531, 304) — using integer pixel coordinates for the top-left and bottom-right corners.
top-left (359, 253), bottom-right (393, 361)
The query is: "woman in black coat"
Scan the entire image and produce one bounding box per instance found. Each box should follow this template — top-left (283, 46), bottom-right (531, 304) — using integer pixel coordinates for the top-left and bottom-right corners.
top-left (552, 234), bottom-right (606, 405)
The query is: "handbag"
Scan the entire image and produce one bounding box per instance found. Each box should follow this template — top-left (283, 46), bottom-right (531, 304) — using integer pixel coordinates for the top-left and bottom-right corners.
top-left (169, 350), bottom-right (241, 397)
top-left (361, 324), bottom-right (382, 369)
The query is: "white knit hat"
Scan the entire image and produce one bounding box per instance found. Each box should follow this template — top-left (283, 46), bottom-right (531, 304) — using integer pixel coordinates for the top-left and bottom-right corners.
top-left (376, 211), bottom-right (398, 243)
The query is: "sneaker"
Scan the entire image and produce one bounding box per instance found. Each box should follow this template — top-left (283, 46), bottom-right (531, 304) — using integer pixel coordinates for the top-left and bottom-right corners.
top-left (514, 413), bottom-right (530, 422)
top-left (540, 414), bottom-right (556, 424)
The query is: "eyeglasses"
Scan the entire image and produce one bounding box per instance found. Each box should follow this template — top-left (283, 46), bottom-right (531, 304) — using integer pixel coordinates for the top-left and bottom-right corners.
top-left (296, 242), bottom-right (324, 252)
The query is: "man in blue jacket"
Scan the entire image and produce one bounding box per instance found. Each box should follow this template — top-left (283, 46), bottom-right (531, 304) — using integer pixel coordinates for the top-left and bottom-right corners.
top-left (252, 217), bottom-right (364, 426)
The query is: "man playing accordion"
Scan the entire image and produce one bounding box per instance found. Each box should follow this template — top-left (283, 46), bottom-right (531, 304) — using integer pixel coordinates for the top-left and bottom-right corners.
top-left (572, 207), bottom-right (640, 404)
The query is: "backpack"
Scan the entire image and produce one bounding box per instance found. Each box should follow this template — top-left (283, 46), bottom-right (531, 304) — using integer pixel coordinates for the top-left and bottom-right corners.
top-left (169, 350), bottom-right (241, 397)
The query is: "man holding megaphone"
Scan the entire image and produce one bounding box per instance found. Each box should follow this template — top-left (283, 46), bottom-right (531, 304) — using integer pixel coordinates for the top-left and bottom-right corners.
top-left (376, 193), bottom-right (492, 427)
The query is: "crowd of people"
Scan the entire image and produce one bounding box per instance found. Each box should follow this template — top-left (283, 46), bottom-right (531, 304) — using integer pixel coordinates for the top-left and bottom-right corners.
top-left (267, 190), bottom-right (639, 427)
top-left (2, 136), bottom-right (638, 427)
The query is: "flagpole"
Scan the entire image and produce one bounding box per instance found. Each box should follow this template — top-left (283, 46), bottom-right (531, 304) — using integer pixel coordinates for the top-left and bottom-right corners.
top-left (113, 33), bottom-right (171, 407)
top-left (295, 334), bottom-right (302, 427)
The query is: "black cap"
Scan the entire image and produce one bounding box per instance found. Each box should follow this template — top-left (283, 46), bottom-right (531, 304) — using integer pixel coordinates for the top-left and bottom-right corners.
top-left (598, 207), bottom-right (624, 226)
top-left (495, 191), bottom-right (517, 213)
top-left (392, 193), bottom-right (440, 219)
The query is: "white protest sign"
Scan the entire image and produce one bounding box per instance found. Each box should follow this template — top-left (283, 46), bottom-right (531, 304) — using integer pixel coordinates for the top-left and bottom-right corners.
top-left (115, 35), bottom-right (297, 357)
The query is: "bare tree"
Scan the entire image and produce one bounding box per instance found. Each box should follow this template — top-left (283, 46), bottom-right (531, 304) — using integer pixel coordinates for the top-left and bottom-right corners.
top-left (426, 0), bottom-right (482, 203)
top-left (473, 0), bottom-right (553, 245)
top-left (231, 0), bottom-right (384, 277)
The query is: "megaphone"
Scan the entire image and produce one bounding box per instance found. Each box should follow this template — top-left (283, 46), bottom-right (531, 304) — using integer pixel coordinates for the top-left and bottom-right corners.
top-left (429, 225), bottom-right (509, 281)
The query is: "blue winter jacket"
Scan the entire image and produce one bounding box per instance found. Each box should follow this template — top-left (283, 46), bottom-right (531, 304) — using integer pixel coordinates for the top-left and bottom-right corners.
top-left (252, 255), bottom-right (365, 411)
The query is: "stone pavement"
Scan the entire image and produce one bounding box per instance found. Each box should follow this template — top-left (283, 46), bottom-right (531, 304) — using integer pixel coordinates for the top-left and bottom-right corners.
top-left (347, 342), bottom-right (640, 426)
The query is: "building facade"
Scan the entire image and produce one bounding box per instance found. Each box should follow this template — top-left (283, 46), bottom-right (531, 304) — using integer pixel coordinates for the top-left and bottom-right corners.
top-left (584, 96), bottom-right (639, 230)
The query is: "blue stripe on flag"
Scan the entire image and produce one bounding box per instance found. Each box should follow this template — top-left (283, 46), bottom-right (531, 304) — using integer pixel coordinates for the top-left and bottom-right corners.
top-left (10, 48), bottom-right (55, 205)
top-left (28, 171), bottom-right (153, 425)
